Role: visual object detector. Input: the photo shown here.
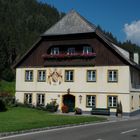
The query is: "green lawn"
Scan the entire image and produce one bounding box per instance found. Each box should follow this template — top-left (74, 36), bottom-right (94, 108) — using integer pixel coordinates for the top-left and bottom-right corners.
top-left (0, 107), bottom-right (106, 133)
top-left (0, 80), bottom-right (15, 96)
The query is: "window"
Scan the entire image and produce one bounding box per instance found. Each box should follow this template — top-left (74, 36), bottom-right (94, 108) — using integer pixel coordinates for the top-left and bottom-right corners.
top-left (38, 70), bottom-right (46, 82)
top-left (67, 48), bottom-right (75, 54)
top-left (25, 70), bottom-right (33, 81)
top-left (65, 70), bottom-right (74, 82)
top-left (37, 94), bottom-right (45, 106)
top-left (108, 70), bottom-right (118, 82)
top-left (51, 48), bottom-right (59, 55)
top-left (86, 95), bottom-right (96, 107)
top-left (83, 46), bottom-right (92, 54)
top-left (107, 96), bottom-right (117, 108)
top-left (24, 93), bottom-right (32, 104)
top-left (87, 70), bottom-right (96, 82)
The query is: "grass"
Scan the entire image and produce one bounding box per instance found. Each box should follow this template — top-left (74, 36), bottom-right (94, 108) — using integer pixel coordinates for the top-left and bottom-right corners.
top-left (0, 107), bottom-right (106, 133)
top-left (0, 80), bottom-right (15, 96)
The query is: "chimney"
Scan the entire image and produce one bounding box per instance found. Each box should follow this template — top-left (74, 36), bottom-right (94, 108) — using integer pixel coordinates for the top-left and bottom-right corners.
top-left (134, 53), bottom-right (139, 64)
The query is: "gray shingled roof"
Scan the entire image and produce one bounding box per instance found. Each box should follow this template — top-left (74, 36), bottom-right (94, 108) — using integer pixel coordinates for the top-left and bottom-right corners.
top-left (43, 10), bottom-right (96, 35)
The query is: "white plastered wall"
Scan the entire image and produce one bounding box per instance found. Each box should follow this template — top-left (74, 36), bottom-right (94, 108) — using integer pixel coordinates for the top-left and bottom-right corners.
top-left (15, 66), bottom-right (131, 113)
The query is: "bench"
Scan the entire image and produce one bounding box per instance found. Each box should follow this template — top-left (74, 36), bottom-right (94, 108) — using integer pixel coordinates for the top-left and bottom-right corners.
top-left (91, 108), bottom-right (110, 115)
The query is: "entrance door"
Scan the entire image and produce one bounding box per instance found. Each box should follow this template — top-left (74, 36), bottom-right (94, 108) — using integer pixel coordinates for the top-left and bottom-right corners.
top-left (63, 94), bottom-right (75, 112)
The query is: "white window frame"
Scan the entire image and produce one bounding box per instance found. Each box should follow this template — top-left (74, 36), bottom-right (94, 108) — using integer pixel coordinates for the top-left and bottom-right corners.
top-left (25, 70), bottom-right (33, 81)
top-left (108, 96), bottom-right (117, 108)
top-left (67, 48), bottom-right (75, 54)
top-left (37, 94), bottom-right (45, 106)
top-left (83, 46), bottom-right (92, 54)
top-left (51, 48), bottom-right (59, 55)
top-left (38, 70), bottom-right (46, 82)
top-left (86, 95), bottom-right (96, 107)
top-left (24, 93), bottom-right (32, 104)
top-left (87, 70), bottom-right (96, 82)
top-left (65, 70), bottom-right (74, 82)
top-left (108, 70), bottom-right (118, 82)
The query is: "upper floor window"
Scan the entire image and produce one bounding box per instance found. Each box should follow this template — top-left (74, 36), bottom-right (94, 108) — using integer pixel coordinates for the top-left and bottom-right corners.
top-left (86, 95), bottom-right (96, 107)
top-left (38, 70), bottom-right (46, 82)
top-left (51, 48), bottom-right (59, 55)
top-left (83, 46), bottom-right (92, 54)
top-left (87, 70), bottom-right (96, 82)
top-left (67, 48), bottom-right (75, 54)
top-left (25, 70), bottom-right (33, 81)
top-left (108, 70), bottom-right (118, 82)
top-left (107, 96), bottom-right (117, 108)
top-left (65, 70), bottom-right (74, 82)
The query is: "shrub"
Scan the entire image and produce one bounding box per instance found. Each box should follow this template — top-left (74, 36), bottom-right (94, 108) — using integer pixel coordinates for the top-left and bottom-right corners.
top-left (36, 103), bottom-right (45, 110)
top-left (61, 105), bottom-right (69, 113)
top-left (74, 107), bottom-right (82, 115)
top-left (116, 101), bottom-right (123, 116)
top-left (0, 92), bottom-right (15, 107)
top-left (0, 99), bottom-right (7, 112)
top-left (46, 101), bottom-right (59, 112)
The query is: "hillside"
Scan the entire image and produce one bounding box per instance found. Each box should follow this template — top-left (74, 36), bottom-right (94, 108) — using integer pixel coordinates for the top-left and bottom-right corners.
top-left (0, 0), bottom-right (140, 82)
top-left (0, 0), bottom-right (64, 81)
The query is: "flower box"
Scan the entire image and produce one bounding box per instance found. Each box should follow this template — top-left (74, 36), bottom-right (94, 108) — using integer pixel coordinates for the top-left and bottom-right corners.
top-left (42, 53), bottom-right (96, 59)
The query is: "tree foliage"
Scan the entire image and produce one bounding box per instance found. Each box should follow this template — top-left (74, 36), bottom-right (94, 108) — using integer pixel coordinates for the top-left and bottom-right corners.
top-left (0, 0), bottom-right (63, 80)
top-left (0, 0), bottom-right (140, 81)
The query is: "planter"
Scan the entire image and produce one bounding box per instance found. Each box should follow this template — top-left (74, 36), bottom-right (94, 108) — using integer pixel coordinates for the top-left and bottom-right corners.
top-left (74, 107), bottom-right (82, 115)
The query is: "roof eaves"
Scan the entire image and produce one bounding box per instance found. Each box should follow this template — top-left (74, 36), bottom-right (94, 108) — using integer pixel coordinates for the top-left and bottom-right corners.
top-left (95, 29), bottom-right (140, 69)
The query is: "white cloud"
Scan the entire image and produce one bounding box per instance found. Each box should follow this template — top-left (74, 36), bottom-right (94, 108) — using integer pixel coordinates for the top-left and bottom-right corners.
top-left (124, 20), bottom-right (140, 46)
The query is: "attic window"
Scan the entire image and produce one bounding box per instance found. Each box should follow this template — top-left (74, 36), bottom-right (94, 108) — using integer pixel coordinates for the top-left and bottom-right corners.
top-left (51, 48), bottom-right (59, 55)
top-left (83, 46), bottom-right (92, 54)
top-left (67, 48), bottom-right (75, 54)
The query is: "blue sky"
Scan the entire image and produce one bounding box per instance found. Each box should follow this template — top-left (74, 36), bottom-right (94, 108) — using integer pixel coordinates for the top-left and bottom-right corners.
top-left (39, 0), bottom-right (140, 45)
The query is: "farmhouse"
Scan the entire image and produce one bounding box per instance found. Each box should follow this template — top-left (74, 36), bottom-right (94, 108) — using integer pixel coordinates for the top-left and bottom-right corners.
top-left (14, 10), bottom-right (140, 116)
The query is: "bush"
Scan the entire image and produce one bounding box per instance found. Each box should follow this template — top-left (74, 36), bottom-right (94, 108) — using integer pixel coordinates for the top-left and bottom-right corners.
top-left (0, 99), bottom-right (7, 112)
top-left (46, 101), bottom-right (59, 112)
top-left (116, 101), bottom-right (123, 116)
top-left (61, 105), bottom-right (69, 113)
top-left (74, 107), bottom-right (82, 115)
top-left (0, 92), bottom-right (15, 107)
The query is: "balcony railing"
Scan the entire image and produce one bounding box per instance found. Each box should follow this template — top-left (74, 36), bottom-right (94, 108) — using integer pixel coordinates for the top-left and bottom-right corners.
top-left (42, 53), bottom-right (96, 59)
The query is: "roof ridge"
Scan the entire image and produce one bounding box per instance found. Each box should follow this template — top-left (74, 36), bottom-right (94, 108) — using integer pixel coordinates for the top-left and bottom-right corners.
top-left (72, 10), bottom-right (97, 30)
top-left (42, 10), bottom-right (96, 36)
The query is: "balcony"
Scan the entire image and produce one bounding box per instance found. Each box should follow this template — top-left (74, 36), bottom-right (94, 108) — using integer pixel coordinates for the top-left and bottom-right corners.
top-left (42, 52), bottom-right (96, 59)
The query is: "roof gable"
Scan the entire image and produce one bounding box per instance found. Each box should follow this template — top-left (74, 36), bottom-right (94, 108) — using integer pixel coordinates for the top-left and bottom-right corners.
top-left (43, 10), bottom-right (96, 36)
top-left (13, 10), bottom-right (140, 70)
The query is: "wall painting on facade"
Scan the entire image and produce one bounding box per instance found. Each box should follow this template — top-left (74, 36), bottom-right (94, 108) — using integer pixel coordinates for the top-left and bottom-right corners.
top-left (48, 68), bottom-right (63, 85)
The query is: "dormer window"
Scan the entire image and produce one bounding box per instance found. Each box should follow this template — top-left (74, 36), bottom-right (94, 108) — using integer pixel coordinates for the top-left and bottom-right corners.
top-left (51, 48), bottom-right (59, 55)
top-left (67, 48), bottom-right (75, 54)
top-left (83, 46), bottom-right (92, 54)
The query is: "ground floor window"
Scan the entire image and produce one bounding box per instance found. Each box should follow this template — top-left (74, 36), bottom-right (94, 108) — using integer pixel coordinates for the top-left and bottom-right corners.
top-left (86, 95), bottom-right (96, 107)
top-left (24, 93), bottom-right (32, 104)
top-left (107, 96), bottom-right (117, 108)
top-left (37, 94), bottom-right (45, 106)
